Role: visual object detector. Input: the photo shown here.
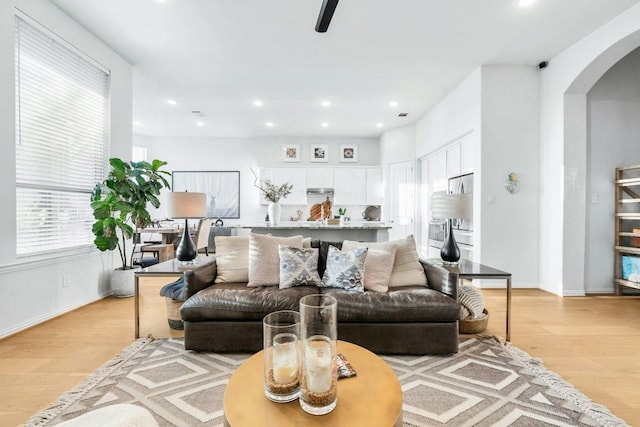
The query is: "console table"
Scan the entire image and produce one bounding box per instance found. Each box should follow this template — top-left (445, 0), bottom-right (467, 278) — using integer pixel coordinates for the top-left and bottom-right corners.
top-left (133, 256), bottom-right (215, 339)
top-left (430, 259), bottom-right (512, 342)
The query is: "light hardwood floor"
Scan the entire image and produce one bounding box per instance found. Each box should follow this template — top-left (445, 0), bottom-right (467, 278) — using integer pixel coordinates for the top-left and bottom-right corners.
top-left (0, 280), bottom-right (639, 426)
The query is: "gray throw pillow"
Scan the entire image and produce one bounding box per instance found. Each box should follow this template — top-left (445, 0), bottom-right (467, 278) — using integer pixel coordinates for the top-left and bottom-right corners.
top-left (320, 246), bottom-right (367, 293)
top-left (278, 245), bottom-right (322, 288)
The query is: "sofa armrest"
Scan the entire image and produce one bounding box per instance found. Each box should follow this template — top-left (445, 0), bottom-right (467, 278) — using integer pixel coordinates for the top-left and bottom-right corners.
top-left (184, 258), bottom-right (218, 299)
top-left (420, 258), bottom-right (458, 300)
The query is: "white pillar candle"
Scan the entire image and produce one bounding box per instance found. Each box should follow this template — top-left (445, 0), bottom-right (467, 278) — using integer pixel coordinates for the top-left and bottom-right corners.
top-left (305, 337), bottom-right (332, 393)
top-left (272, 333), bottom-right (298, 384)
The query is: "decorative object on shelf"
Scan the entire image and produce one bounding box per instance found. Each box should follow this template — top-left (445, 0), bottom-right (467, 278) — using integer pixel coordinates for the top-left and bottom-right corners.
top-left (90, 158), bottom-right (171, 296)
top-left (362, 205), bottom-right (380, 221)
top-left (310, 144), bottom-right (329, 162)
top-left (338, 208), bottom-right (347, 225)
top-left (168, 191), bottom-right (207, 263)
top-left (299, 294), bottom-right (338, 415)
top-left (504, 172), bottom-right (520, 194)
top-left (431, 192), bottom-right (472, 265)
top-left (282, 144), bottom-right (301, 162)
top-left (251, 168), bottom-right (293, 226)
top-left (339, 144), bottom-right (358, 162)
top-left (172, 171), bottom-right (240, 219)
top-left (308, 197), bottom-right (333, 221)
top-left (263, 310), bottom-right (301, 403)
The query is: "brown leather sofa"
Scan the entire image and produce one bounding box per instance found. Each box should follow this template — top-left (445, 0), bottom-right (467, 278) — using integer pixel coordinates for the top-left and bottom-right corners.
top-left (180, 241), bottom-right (460, 355)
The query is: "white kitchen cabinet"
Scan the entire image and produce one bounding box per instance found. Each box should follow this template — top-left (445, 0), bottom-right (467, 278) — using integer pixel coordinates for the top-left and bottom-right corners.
top-left (259, 167), bottom-right (307, 205)
top-left (460, 135), bottom-right (474, 175)
top-left (427, 149), bottom-right (447, 193)
top-left (307, 167), bottom-right (333, 189)
top-left (365, 167), bottom-right (383, 205)
top-left (334, 168), bottom-right (366, 205)
top-left (446, 143), bottom-right (461, 178)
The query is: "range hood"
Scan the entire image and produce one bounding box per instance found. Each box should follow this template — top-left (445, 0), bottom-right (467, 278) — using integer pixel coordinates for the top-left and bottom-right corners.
top-left (306, 188), bottom-right (334, 195)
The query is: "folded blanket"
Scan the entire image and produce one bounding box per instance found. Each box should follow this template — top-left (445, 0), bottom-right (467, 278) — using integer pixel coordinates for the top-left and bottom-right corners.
top-left (159, 277), bottom-right (185, 301)
top-left (458, 284), bottom-right (485, 320)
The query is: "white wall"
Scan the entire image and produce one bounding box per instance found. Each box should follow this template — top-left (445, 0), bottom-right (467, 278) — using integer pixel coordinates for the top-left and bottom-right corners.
top-left (139, 136), bottom-right (379, 224)
top-left (540, 2), bottom-right (640, 296)
top-left (585, 47), bottom-right (640, 293)
top-left (480, 65), bottom-right (540, 287)
top-left (379, 125), bottom-right (417, 244)
top-left (0, 1), bottom-right (132, 338)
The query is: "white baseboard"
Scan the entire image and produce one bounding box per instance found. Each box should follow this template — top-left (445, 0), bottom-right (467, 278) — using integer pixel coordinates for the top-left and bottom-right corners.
top-left (0, 292), bottom-right (112, 339)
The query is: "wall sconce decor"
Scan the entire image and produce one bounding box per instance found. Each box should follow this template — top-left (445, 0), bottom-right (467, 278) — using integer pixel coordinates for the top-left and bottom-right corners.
top-left (504, 172), bottom-right (520, 194)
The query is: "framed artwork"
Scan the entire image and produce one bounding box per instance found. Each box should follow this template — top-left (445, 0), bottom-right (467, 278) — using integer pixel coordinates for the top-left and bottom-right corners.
top-left (282, 144), bottom-right (300, 162)
top-left (339, 144), bottom-right (358, 162)
top-left (172, 171), bottom-right (240, 219)
top-left (310, 144), bottom-right (329, 162)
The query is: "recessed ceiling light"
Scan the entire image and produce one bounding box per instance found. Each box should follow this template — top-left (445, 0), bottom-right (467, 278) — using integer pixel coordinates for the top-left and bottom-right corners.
top-left (253, 99), bottom-right (263, 107)
top-left (376, 123), bottom-right (384, 128)
top-left (266, 122), bottom-right (274, 127)
top-left (134, 121), bottom-right (142, 126)
top-left (321, 101), bottom-right (331, 107)
top-left (167, 99), bottom-right (177, 106)
top-left (389, 101), bottom-right (399, 108)
top-left (196, 121), bottom-right (204, 127)
top-left (517, 0), bottom-right (535, 6)
top-left (321, 122), bottom-right (329, 128)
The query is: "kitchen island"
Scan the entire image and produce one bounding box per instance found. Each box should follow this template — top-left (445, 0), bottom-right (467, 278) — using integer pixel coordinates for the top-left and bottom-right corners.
top-left (231, 222), bottom-right (391, 242)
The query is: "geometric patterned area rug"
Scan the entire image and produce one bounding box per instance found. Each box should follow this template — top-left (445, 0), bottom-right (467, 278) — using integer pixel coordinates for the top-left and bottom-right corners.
top-left (27, 336), bottom-right (628, 427)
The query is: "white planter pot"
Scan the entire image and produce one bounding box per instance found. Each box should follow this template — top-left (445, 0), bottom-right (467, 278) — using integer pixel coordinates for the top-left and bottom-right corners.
top-left (110, 268), bottom-right (138, 298)
top-left (268, 202), bottom-right (282, 226)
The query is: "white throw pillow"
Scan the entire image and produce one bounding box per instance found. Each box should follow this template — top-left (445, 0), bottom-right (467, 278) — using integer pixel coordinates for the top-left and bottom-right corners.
top-left (214, 236), bottom-right (249, 283)
top-left (341, 241), bottom-right (398, 292)
top-left (248, 233), bottom-right (304, 287)
top-left (342, 235), bottom-right (427, 288)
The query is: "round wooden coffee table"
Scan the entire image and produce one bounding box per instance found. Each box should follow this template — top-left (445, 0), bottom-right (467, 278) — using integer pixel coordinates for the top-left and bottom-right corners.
top-left (223, 340), bottom-right (402, 426)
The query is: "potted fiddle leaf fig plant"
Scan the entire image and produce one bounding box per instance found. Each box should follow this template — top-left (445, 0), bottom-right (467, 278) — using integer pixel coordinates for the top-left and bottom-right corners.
top-left (91, 158), bottom-right (171, 296)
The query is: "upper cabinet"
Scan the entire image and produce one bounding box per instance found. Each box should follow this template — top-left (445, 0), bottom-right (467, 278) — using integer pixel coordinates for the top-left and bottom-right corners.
top-left (365, 168), bottom-right (383, 205)
top-left (460, 135), bottom-right (474, 175)
top-left (427, 149), bottom-right (447, 192)
top-left (259, 168), bottom-right (307, 205)
top-left (307, 167), bottom-right (333, 189)
top-left (334, 168), bottom-right (366, 205)
top-left (446, 143), bottom-right (461, 178)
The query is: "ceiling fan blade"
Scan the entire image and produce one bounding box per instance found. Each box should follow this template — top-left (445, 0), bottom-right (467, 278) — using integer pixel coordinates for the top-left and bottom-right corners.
top-left (315, 0), bottom-right (339, 33)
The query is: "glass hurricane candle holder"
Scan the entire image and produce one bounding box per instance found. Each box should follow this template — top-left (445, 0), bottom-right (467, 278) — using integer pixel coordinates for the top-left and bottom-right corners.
top-left (263, 310), bottom-right (301, 402)
top-left (299, 294), bottom-right (338, 415)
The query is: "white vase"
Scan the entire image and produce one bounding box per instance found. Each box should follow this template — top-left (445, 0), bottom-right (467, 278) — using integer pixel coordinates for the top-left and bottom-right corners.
top-left (110, 268), bottom-right (138, 298)
top-left (268, 202), bottom-right (282, 226)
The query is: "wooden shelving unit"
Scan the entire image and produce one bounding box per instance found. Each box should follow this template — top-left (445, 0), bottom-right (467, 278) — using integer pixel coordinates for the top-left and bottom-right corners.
top-left (614, 164), bottom-right (640, 294)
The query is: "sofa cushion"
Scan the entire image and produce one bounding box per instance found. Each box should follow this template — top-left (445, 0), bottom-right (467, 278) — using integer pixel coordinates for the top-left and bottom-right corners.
top-left (319, 286), bottom-right (460, 322)
top-left (310, 240), bottom-right (343, 277)
top-left (341, 241), bottom-right (398, 292)
top-left (214, 236), bottom-right (249, 283)
top-left (180, 283), bottom-right (319, 322)
top-left (278, 245), bottom-right (322, 288)
top-left (342, 236), bottom-right (427, 288)
top-left (319, 246), bottom-right (367, 293)
top-left (248, 233), bottom-right (304, 287)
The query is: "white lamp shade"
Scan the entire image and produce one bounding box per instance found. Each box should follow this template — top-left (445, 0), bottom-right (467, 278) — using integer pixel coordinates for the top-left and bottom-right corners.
top-left (168, 192), bottom-right (207, 218)
top-left (431, 192), bottom-right (472, 220)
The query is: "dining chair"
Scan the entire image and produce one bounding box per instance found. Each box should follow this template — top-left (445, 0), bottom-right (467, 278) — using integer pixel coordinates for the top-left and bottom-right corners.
top-left (194, 218), bottom-right (214, 255)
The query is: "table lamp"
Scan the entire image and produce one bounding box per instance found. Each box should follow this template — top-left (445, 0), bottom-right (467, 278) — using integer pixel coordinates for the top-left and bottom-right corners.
top-left (167, 191), bottom-right (207, 263)
top-left (430, 192), bottom-right (472, 265)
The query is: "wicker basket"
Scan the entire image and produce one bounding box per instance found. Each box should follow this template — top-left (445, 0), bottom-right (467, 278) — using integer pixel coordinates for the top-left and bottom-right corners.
top-left (459, 308), bottom-right (489, 334)
top-left (165, 297), bottom-right (184, 330)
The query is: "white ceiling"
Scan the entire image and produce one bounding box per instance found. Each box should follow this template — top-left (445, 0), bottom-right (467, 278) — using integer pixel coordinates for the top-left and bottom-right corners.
top-left (50, 0), bottom-right (640, 139)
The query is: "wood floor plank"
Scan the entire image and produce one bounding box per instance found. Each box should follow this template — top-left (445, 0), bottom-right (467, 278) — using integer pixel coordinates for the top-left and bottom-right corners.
top-left (0, 286), bottom-right (639, 426)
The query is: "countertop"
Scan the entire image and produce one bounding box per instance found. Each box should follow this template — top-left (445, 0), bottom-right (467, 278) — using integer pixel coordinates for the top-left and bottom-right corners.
top-left (232, 222), bottom-right (391, 230)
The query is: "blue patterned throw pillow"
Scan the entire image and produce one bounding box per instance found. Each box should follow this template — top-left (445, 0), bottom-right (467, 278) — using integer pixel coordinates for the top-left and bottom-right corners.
top-left (320, 246), bottom-right (368, 293)
top-left (278, 245), bottom-right (322, 288)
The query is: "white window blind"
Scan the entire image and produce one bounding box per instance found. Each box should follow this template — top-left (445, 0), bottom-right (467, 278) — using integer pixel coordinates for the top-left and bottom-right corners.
top-left (15, 15), bottom-right (110, 255)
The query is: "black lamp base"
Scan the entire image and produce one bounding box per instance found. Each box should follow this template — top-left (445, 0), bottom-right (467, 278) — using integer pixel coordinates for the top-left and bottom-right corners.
top-left (440, 219), bottom-right (461, 264)
top-left (176, 219), bottom-right (197, 262)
